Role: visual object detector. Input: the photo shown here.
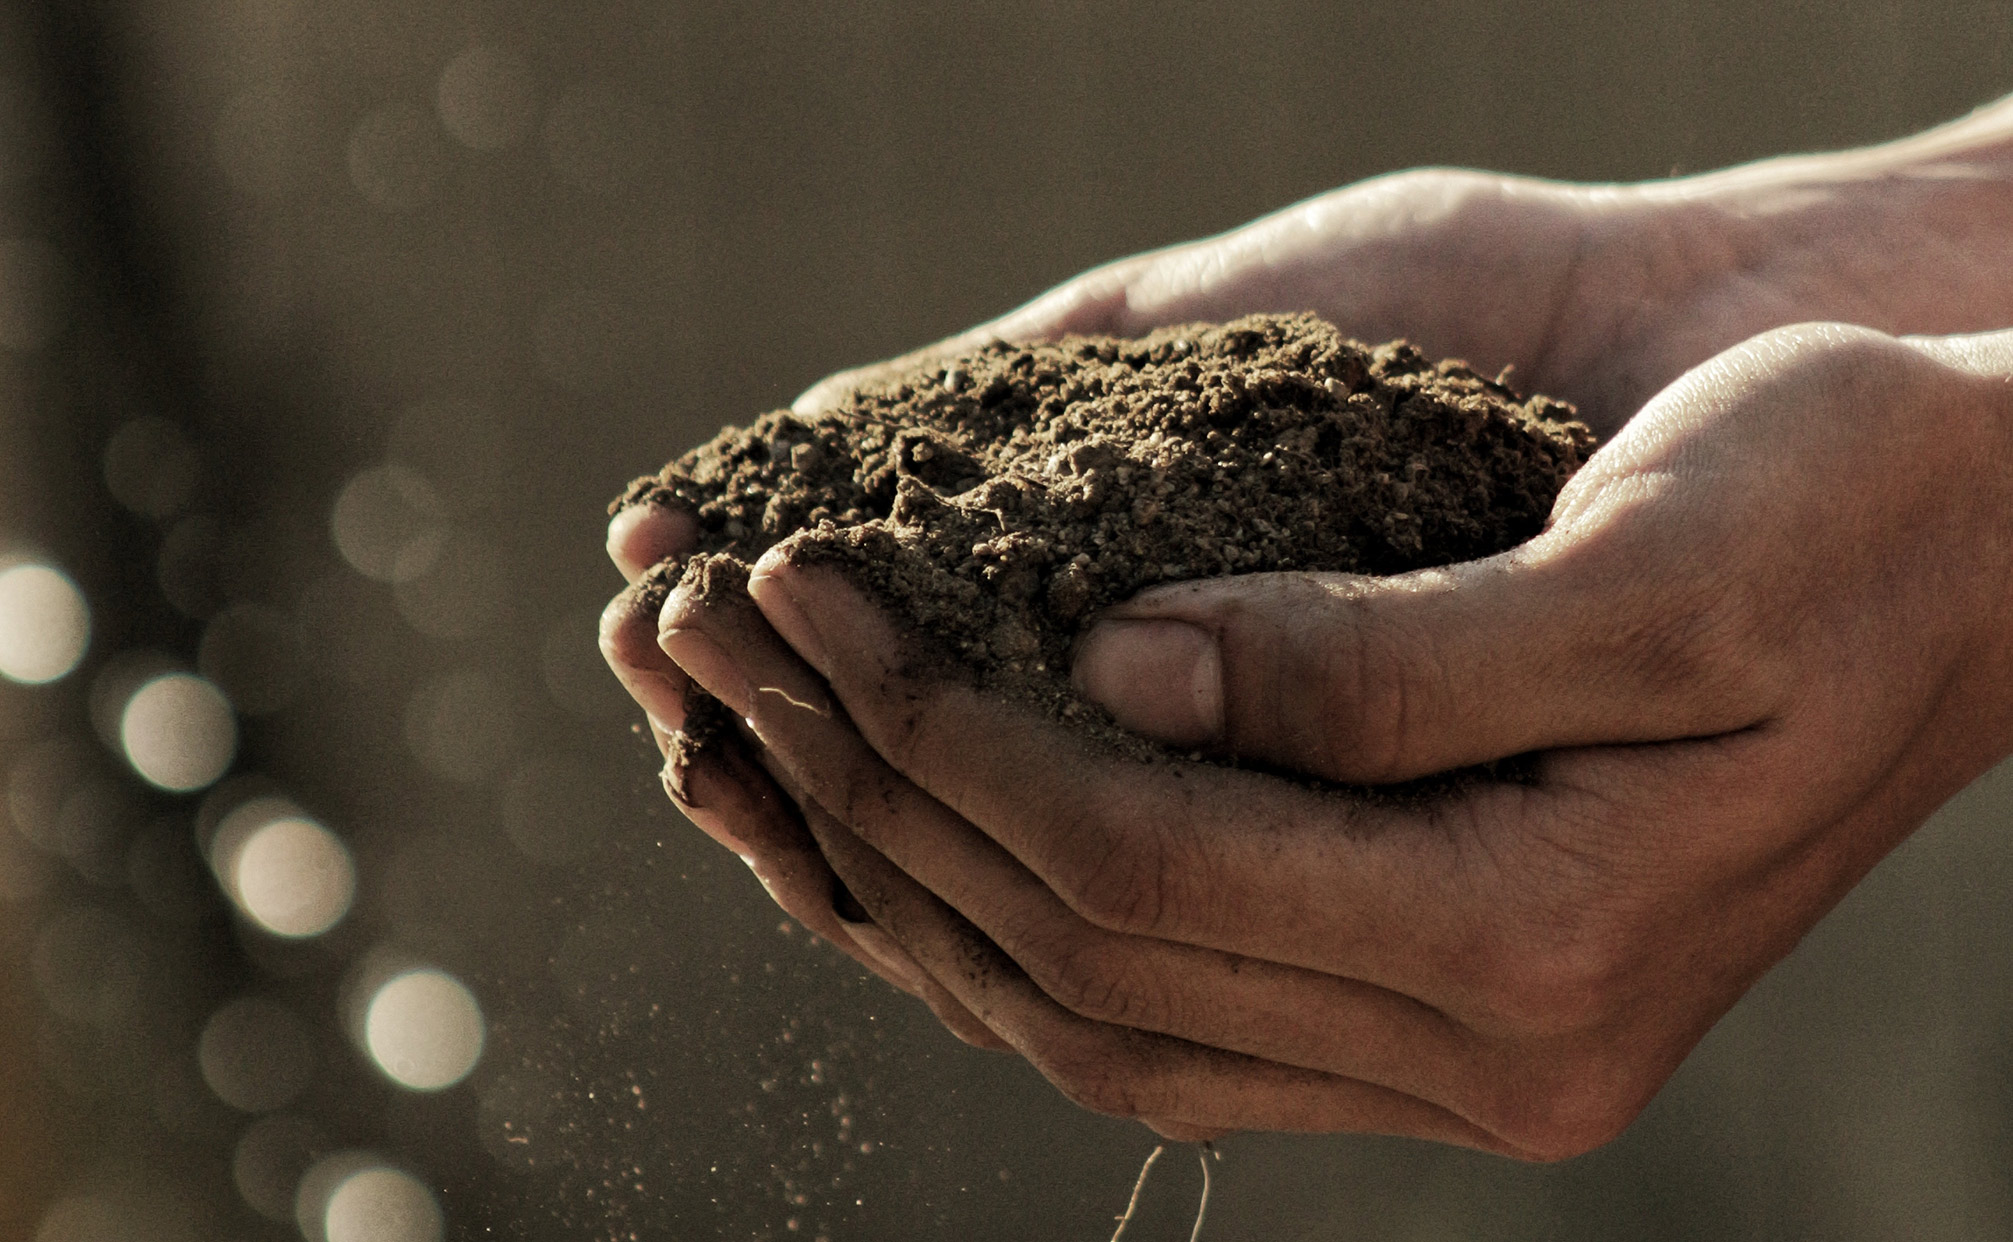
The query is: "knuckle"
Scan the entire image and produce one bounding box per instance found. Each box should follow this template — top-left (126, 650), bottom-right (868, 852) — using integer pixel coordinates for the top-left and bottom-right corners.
top-left (1021, 933), bottom-right (1159, 1027)
top-left (1554, 523), bottom-right (1788, 723)
top-left (1610, 581), bottom-right (1725, 693)
top-left (1766, 322), bottom-right (1904, 387)
top-left (1037, 1046), bottom-right (1151, 1120)
top-left (1485, 1049), bottom-right (1654, 1162)
top-left (894, 679), bottom-right (984, 779)
top-left (1620, 565), bottom-right (1782, 713)
top-left (1375, 166), bottom-right (1492, 209)
top-left (867, 679), bottom-right (937, 772)
top-left (1474, 920), bottom-right (1628, 1038)
top-left (1048, 824), bottom-right (1169, 937)
top-left (1310, 603), bottom-right (1441, 783)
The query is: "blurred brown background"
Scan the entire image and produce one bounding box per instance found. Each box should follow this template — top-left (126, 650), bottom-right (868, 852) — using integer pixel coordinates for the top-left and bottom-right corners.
top-left (0, 1), bottom-right (2010, 1239)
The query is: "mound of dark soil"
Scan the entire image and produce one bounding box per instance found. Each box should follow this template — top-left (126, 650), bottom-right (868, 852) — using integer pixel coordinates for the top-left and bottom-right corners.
top-left (617, 312), bottom-right (1590, 760)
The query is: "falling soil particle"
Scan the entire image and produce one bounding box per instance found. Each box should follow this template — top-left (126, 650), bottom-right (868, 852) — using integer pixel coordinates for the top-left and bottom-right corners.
top-left (617, 312), bottom-right (1591, 764)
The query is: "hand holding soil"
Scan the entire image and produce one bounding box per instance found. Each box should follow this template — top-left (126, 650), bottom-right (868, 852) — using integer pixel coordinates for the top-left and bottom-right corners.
top-left (603, 100), bottom-right (2013, 1155)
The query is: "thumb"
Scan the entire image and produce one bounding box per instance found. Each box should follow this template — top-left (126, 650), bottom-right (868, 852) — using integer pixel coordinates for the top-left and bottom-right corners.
top-left (1070, 543), bottom-right (1767, 785)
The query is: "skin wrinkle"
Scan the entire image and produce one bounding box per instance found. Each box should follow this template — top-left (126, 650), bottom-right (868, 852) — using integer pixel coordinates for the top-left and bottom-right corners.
top-left (803, 789), bottom-right (1478, 1141)
top-left (1519, 191), bottom-right (1596, 414)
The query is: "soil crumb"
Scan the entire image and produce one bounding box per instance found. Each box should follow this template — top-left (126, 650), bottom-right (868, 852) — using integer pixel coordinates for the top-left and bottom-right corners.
top-left (618, 312), bottom-right (1591, 762)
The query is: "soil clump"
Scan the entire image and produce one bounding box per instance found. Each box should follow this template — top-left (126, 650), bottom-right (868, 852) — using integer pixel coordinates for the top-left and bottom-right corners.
top-left (618, 312), bottom-right (1591, 764)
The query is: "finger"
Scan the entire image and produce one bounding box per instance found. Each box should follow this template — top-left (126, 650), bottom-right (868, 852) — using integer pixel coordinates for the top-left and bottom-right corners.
top-left (658, 569), bottom-right (1015, 1049)
top-left (743, 552), bottom-right (1500, 992)
top-left (599, 566), bottom-right (696, 733)
top-left (1068, 523), bottom-right (1782, 785)
top-left (799, 796), bottom-right (1528, 1154)
top-left (665, 729), bottom-right (923, 999)
top-left (737, 730), bottom-right (1013, 1053)
top-left (606, 499), bottom-right (697, 584)
top-left (663, 579), bottom-right (1499, 1120)
top-left (844, 916), bottom-right (1011, 1051)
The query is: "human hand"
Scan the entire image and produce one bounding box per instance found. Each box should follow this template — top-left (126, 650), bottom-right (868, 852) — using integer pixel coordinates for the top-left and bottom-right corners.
top-left (653, 322), bottom-right (2013, 1156)
top-left (793, 98), bottom-right (2013, 437)
top-left (602, 104), bottom-right (2013, 1147)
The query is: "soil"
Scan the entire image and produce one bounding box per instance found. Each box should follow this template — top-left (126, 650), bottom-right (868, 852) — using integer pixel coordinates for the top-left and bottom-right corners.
top-left (617, 312), bottom-right (1591, 765)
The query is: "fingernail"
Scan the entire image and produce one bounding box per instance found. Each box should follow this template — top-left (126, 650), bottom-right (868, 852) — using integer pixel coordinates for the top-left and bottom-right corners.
top-left (606, 501), bottom-right (696, 584)
top-left (844, 921), bottom-right (928, 993)
top-left (658, 626), bottom-right (753, 718)
top-left (1072, 619), bottom-right (1223, 749)
top-left (606, 503), bottom-right (658, 581)
top-left (748, 554), bottom-right (831, 675)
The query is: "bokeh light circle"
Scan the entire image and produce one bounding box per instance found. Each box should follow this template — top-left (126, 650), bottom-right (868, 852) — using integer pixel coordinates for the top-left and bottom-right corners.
top-left (234, 1113), bottom-right (328, 1222)
top-left (346, 105), bottom-right (446, 213)
top-left (324, 1166), bottom-right (442, 1242)
top-left (330, 463), bottom-right (443, 583)
top-left (0, 563), bottom-right (89, 683)
top-left (364, 968), bottom-right (485, 1091)
top-left (437, 45), bottom-right (538, 150)
top-left (103, 416), bottom-right (199, 519)
top-left (119, 672), bottom-right (236, 791)
top-left (233, 816), bottom-right (355, 937)
top-left (32, 1196), bottom-right (121, 1242)
top-left (198, 996), bottom-right (316, 1112)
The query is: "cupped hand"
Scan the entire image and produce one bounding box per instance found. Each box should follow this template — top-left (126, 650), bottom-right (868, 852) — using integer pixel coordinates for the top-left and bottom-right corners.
top-left (654, 323), bottom-right (2013, 1156)
top-left (602, 110), bottom-right (2013, 1149)
top-left (790, 110), bottom-right (2013, 437)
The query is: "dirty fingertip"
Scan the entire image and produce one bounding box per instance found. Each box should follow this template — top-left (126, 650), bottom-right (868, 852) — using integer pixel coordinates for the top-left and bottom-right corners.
top-left (747, 553), bottom-right (834, 676)
top-left (607, 501), bottom-right (696, 583)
